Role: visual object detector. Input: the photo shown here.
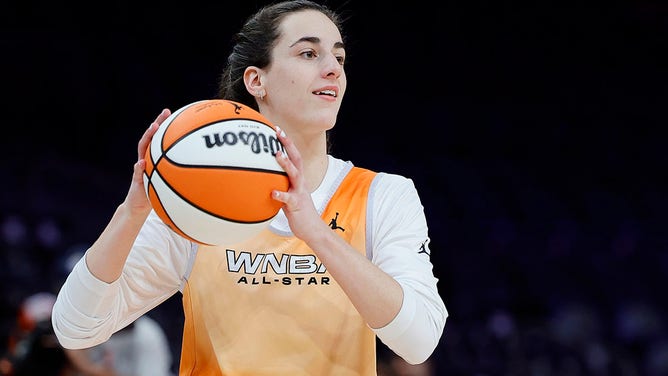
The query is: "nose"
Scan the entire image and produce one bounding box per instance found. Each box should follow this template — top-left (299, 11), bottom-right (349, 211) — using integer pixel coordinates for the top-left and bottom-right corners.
top-left (321, 53), bottom-right (343, 79)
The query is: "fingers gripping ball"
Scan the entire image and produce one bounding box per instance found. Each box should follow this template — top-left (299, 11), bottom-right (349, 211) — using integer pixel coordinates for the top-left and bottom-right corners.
top-left (143, 99), bottom-right (288, 246)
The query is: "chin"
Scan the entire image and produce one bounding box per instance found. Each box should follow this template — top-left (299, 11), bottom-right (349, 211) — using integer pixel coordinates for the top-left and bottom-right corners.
top-left (307, 111), bottom-right (338, 130)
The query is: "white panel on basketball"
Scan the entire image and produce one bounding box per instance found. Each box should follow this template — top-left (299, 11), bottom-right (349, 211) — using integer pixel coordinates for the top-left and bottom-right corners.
top-left (165, 120), bottom-right (283, 172)
top-left (149, 101), bottom-right (201, 162)
top-left (148, 169), bottom-right (269, 245)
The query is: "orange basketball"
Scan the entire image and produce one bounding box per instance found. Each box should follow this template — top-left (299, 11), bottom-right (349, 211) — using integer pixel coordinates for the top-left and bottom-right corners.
top-left (143, 99), bottom-right (288, 246)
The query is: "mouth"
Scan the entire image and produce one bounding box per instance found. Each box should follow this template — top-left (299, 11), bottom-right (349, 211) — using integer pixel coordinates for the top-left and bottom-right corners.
top-left (313, 89), bottom-right (337, 98)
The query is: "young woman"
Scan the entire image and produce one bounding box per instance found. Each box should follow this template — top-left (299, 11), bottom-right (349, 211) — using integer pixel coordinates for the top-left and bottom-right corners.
top-left (51, 1), bottom-right (448, 374)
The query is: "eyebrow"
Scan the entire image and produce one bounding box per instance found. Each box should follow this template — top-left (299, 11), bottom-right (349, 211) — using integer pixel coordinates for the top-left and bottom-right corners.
top-left (289, 36), bottom-right (345, 49)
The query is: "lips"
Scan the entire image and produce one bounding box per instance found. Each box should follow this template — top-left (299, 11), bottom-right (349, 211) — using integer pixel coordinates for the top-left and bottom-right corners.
top-left (313, 87), bottom-right (338, 97)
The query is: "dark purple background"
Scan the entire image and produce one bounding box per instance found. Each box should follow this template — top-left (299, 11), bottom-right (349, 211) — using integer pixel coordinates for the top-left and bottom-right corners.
top-left (2, 1), bottom-right (668, 374)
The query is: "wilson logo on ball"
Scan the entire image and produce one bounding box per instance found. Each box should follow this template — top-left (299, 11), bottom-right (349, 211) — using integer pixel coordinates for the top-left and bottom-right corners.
top-left (202, 128), bottom-right (284, 155)
top-left (143, 99), bottom-right (289, 246)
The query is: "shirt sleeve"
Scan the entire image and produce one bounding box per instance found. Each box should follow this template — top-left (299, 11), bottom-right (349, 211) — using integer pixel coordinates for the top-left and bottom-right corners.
top-left (52, 211), bottom-right (192, 349)
top-left (368, 173), bottom-right (448, 364)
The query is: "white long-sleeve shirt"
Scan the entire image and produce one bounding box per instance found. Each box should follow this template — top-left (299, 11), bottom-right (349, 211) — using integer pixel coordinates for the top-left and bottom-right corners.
top-left (52, 156), bottom-right (447, 365)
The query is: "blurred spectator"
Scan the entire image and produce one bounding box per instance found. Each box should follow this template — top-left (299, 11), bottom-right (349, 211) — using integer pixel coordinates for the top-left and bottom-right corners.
top-left (0, 292), bottom-right (69, 376)
top-left (64, 315), bottom-right (173, 376)
top-left (0, 292), bottom-right (172, 376)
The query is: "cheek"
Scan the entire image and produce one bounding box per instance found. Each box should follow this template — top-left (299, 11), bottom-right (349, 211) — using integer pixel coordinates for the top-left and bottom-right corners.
top-left (272, 64), bottom-right (299, 82)
top-left (272, 71), bottom-right (300, 91)
top-left (268, 64), bottom-right (313, 97)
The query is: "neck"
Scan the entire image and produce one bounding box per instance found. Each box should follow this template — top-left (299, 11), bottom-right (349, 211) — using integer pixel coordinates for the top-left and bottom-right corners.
top-left (290, 133), bottom-right (329, 193)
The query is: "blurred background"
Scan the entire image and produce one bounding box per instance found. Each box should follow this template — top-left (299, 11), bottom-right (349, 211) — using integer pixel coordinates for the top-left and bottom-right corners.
top-left (2, 1), bottom-right (668, 375)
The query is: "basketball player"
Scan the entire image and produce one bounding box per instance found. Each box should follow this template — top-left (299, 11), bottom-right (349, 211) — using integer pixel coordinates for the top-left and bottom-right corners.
top-left (52, 1), bottom-right (448, 374)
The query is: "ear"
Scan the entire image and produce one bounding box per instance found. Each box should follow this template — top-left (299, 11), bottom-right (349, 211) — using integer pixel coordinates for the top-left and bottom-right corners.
top-left (243, 66), bottom-right (264, 98)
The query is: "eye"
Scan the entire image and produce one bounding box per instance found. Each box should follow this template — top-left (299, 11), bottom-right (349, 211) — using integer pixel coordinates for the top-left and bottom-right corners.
top-left (300, 50), bottom-right (318, 59)
top-left (336, 55), bottom-right (345, 65)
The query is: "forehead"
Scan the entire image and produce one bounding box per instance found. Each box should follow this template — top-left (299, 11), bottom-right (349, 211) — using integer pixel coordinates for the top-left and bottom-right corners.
top-left (277, 9), bottom-right (343, 47)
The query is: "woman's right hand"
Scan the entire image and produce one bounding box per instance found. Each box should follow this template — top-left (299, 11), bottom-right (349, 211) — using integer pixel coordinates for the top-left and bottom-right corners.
top-left (124, 109), bottom-right (172, 215)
